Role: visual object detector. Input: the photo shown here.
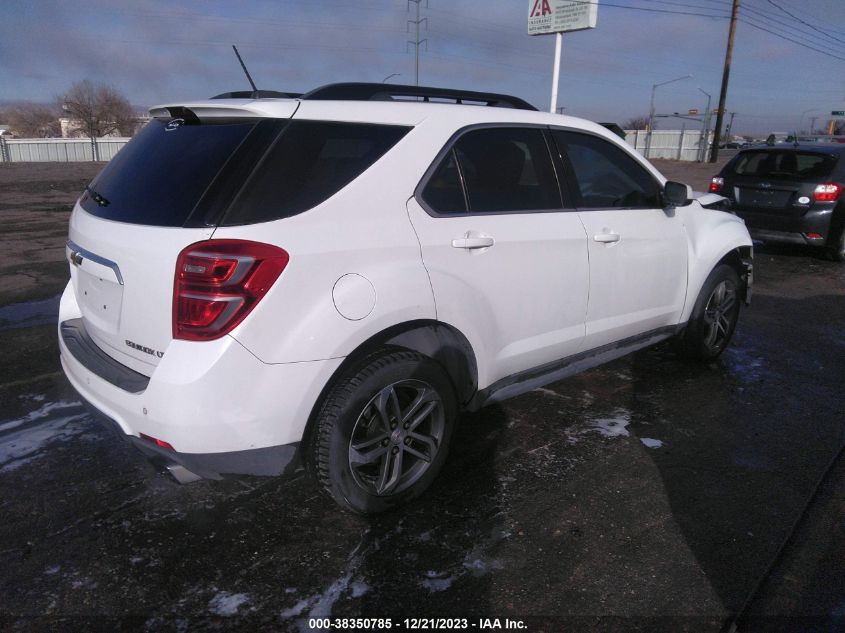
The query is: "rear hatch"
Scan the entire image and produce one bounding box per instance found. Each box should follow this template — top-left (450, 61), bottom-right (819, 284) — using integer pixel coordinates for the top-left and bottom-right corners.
top-left (67, 101), bottom-right (298, 375)
top-left (725, 149), bottom-right (838, 223)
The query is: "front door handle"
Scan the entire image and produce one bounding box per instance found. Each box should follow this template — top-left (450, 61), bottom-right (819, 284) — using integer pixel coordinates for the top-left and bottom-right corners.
top-left (452, 236), bottom-right (495, 249)
top-left (593, 232), bottom-right (620, 243)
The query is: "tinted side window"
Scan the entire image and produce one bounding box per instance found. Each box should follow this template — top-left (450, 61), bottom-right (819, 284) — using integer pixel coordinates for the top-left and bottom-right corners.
top-left (554, 131), bottom-right (661, 209)
top-left (222, 121), bottom-right (410, 225)
top-left (452, 127), bottom-right (561, 213)
top-left (421, 149), bottom-right (467, 214)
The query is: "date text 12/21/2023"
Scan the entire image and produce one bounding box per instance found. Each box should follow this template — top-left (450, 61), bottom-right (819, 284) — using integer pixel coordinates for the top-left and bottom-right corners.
top-left (306, 618), bottom-right (527, 630)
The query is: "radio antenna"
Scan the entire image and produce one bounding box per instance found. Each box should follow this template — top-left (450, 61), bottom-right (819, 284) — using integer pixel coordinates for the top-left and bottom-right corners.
top-left (232, 45), bottom-right (258, 97)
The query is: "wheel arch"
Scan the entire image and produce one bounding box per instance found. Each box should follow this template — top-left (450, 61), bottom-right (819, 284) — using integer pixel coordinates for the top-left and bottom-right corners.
top-left (299, 320), bottom-right (478, 467)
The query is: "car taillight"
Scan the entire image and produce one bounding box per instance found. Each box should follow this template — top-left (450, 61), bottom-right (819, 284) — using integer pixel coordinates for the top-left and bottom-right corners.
top-left (813, 182), bottom-right (842, 202)
top-left (709, 177), bottom-right (724, 193)
top-left (173, 240), bottom-right (289, 341)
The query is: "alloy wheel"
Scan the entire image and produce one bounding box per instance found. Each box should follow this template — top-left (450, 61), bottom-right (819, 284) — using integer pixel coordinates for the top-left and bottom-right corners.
top-left (348, 380), bottom-right (445, 496)
top-left (702, 280), bottom-right (737, 351)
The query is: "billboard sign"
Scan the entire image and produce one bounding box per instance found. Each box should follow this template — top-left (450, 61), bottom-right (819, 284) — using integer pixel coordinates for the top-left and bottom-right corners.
top-left (528, 0), bottom-right (599, 35)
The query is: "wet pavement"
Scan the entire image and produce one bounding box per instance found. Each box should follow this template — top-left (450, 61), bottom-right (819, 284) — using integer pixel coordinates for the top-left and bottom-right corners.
top-left (1, 164), bottom-right (844, 631)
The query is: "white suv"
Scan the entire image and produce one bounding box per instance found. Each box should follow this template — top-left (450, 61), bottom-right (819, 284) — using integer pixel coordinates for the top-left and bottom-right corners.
top-left (58, 83), bottom-right (753, 513)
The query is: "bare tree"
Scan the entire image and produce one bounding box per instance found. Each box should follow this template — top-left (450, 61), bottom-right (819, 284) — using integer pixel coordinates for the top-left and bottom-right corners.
top-left (60, 80), bottom-right (136, 138)
top-left (0, 102), bottom-right (61, 137)
top-left (622, 115), bottom-right (651, 130)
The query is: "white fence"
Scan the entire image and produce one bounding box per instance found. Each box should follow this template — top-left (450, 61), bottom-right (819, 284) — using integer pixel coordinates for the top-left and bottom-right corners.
top-left (625, 129), bottom-right (714, 162)
top-left (0, 137), bottom-right (130, 162)
top-left (0, 130), bottom-right (712, 163)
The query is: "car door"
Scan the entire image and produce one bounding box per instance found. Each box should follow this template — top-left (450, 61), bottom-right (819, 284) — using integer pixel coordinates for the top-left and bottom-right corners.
top-left (551, 129), bottom-right (688, 350)
top-left (407, 126), bottom-right (589, 389)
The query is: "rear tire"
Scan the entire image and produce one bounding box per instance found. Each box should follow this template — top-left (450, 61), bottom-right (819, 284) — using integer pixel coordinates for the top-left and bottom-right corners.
top-left (313, 348), bottom-right (456, 514)
top-left (827, 227), bottom-right (845, 262)
top-left (679, 264), bottom-right (741, 360)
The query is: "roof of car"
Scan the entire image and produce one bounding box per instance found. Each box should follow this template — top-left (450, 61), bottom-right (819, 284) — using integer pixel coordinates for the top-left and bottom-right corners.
top-left (148, 82), bottom-right (663, 182)
top-left (738, 143), bottom-right (845, 155)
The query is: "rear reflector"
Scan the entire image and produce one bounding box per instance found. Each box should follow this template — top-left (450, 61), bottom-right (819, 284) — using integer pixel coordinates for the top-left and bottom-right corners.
top-left (140, 433), bottom-right (174, 450)
top-left (813, 183), bottom-right (842, 202)
top-left (173, 240), bottom-right (289, 341)
top-left (709, 177), bottom-right (724, 193)
top-left (805, 232), bottom-right (823, 240)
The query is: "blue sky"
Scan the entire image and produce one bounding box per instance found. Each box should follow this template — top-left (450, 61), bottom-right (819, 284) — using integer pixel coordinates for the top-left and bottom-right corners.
top-left (1, 0), bottom-right (843, 134)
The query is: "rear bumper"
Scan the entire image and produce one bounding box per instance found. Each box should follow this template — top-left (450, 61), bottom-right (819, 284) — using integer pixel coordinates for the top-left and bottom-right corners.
top-left (80, 396), bottom-right (300, 480)
top-left (733, 206), bottom-right (834, 246)
top-left (748, 228), bottom-right (826, 247)
top-left (58, 282), bottom-right (343, 478)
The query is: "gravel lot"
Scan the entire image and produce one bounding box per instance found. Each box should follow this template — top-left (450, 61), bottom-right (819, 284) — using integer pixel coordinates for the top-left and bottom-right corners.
top-left (0, 159), bottom-right (842, 632)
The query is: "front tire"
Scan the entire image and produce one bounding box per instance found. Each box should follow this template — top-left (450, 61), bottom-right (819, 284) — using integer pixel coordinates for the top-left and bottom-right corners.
top-left (313, 348), bottom-right (456, 514)
top-left (680, 264), bottom-right (741, 360)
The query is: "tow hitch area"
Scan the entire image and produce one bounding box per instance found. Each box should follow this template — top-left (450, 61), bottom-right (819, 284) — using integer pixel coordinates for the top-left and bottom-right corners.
top-left (165, 463), bottom-right (203, 484)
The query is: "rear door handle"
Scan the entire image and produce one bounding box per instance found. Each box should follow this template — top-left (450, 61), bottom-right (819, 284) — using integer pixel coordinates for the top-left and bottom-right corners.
top-left (452, 236), bottom-right (495, 249)
top-left (593, 232), bottom-right (620, 243)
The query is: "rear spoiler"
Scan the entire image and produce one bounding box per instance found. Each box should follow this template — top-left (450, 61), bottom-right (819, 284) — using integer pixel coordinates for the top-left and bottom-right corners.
top-left (149, 101), bottom-right (300, 121)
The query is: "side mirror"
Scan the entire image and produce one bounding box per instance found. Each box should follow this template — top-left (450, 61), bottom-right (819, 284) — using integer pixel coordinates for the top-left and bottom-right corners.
top-left (663, 181), bottom-right (693, 207)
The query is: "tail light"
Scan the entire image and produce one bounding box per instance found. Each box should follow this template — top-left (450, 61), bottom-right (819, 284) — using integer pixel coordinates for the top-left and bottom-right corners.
top-left (709, 177), bottom-right (724, 193)
top-left (173, 240), bottom-right (289, 341)
top-left (813, 183), bottom-right (842, 202)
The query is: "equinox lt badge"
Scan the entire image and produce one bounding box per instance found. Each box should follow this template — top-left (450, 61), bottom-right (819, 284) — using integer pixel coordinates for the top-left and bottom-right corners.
top-left (125, 339), bottom-right (164, 358)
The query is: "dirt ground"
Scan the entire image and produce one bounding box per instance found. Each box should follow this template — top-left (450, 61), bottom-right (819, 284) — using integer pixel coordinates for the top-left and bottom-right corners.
top-left (0, 162), bottom-right (102, 306)
top-left (0, 159), bottom-right (843, 631)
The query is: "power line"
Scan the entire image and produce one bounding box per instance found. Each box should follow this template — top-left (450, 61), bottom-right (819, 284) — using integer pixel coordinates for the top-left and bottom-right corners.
top-left (563, 0), bottom-right (845, 62)
top-left (737, 16), bottom-right (845, 61)
top-left (636, 0), bottom-right (731, 13)
top-left (759, 1), bottom-right (845, 37)
top-left (765, 0), bottom-right (845, 44)
top-left (574, 1), bottom-right (729, 18)
top-left (738, 2), bottom-right (845, 49)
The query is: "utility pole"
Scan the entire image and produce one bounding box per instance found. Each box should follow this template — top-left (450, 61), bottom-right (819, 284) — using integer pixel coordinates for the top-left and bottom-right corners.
top-left (697, 87), bottom-right (712, 162)
top-left (407, 0), bottom-right (428, 86)
top-left (710, 0), bottom-right (740, 162)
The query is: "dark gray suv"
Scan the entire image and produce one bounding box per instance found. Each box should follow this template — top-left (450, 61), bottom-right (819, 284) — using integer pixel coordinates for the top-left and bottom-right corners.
top-left (710, 145), bottom-right (845, 260)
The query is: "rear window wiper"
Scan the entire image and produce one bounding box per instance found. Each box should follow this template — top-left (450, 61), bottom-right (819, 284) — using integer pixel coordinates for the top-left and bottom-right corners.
top-left (85, 185), bottom-right (110, 207)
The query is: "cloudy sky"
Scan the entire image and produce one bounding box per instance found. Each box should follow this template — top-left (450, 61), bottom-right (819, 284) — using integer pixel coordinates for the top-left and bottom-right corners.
top-left (1, 0), bottom-right (843, 134)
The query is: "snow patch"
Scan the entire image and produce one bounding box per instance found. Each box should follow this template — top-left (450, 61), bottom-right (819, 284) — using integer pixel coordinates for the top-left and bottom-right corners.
top-left (640, 438), bottom-right (663, 449)
top-left (421, 573), bottom-right (454, 592)
top-left (587, 410), bottom-right (630, 438)
top-left (280, 598), bottom-right (310, 618)
top-left (349, 581), bottom-right (370, 598)
top-left (208, 591), bottom-right (249, 616)
top-left (0, 400), bottom-right (83, 433)
top-left (532, 387), bottom-right (568, 399)
top-left (0, 400), bottom-right (91, 472)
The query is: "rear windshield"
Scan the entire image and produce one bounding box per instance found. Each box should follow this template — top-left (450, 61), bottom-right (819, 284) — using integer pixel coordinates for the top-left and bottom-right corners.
top-left (80, 118), bottom-right (410, 227)
top-left (729, 151), bottom-right (838, 181)
top-left (81, 118), bottom-right (257, 226)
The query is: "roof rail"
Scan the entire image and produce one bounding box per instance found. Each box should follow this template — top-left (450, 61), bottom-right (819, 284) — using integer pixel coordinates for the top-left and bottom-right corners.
top-left (300, 82), bottom-right (537, 111)
top-left (211, 90), bottom-right (302, 100)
